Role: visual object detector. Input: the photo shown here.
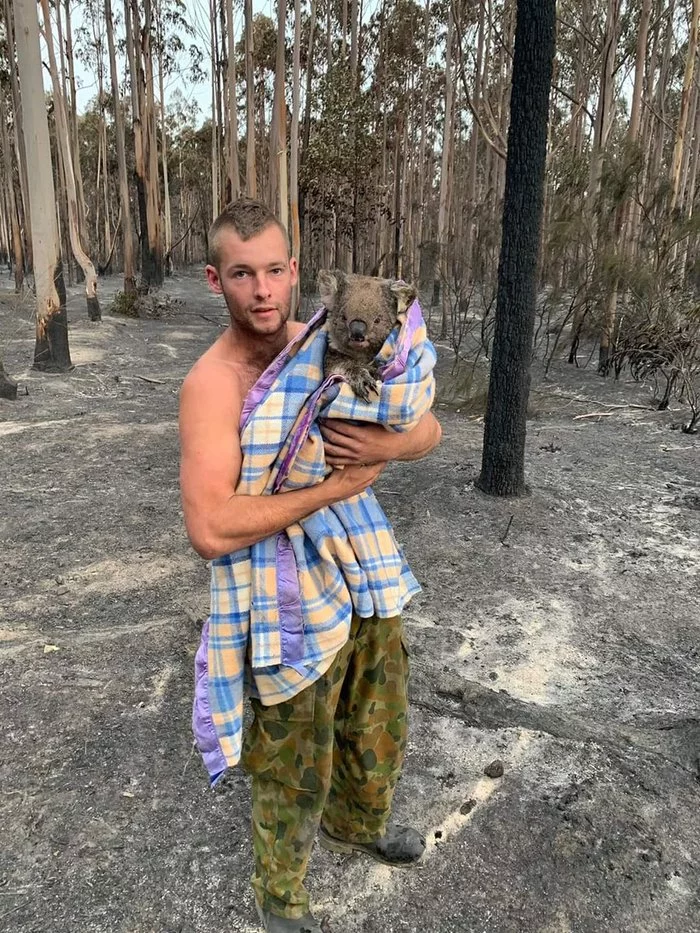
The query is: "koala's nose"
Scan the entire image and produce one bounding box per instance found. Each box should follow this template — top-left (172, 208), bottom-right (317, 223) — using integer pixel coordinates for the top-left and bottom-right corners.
top-left (349, 319), bottom-right (368, 341)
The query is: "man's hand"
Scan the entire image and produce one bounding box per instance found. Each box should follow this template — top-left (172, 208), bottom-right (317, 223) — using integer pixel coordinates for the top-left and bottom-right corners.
top-left (320, 420), bottom-right (396, 466)
top-left (320, 411), bottom-right (442, 466)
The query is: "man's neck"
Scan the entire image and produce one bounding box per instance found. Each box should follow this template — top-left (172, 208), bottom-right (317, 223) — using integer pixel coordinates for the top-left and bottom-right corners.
top-left (228, 323), bottom-right (290, 373)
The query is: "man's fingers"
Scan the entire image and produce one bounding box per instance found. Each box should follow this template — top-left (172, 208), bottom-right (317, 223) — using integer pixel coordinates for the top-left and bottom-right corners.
top-left (321, 419), bottom-right (361, 438)
top-left (321, 428), bottom-right (359, 455)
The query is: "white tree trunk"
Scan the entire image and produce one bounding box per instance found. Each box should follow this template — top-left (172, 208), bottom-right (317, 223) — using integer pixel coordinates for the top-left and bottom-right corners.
top-left (13, 0), bottom-right (72, 370)
top-left (106, 0), bottom-right (136, 295)
top-left (40, 0), bottom-right (101, 320)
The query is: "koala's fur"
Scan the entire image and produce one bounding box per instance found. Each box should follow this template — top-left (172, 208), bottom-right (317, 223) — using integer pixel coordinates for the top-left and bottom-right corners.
top-left (318, 270), bottom-right (416, 401)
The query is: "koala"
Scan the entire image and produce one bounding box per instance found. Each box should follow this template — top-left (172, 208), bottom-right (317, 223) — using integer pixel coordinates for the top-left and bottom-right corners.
top-left (317, 269), bottom-right (416, 401)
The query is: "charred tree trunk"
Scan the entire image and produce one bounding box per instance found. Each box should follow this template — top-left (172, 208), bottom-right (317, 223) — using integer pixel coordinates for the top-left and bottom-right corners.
top-left (477, 0), bottom-right (556, 497)
top-left (0, 356), bottom-right (18, 400)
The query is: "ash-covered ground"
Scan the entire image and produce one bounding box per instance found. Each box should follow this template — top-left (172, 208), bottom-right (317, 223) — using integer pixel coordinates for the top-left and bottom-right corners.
top-left (1, 270), bottom-right (698, 932)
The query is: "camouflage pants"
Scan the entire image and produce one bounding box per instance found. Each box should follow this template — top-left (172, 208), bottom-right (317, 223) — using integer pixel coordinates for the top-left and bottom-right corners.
top-left (241, 613), bottom-right (409, 920)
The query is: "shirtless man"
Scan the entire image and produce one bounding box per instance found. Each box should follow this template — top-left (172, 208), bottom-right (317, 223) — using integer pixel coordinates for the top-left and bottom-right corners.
top-left (179, 198), bottom-right (441, 933)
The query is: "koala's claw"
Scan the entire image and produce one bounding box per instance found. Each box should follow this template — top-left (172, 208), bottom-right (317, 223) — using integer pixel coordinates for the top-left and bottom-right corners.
top-left (350, 368), bottom-right (380, 402)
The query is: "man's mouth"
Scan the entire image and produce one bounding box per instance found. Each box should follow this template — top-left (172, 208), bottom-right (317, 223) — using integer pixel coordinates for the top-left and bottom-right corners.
top-left (251, 306), bottom-right (278, 314)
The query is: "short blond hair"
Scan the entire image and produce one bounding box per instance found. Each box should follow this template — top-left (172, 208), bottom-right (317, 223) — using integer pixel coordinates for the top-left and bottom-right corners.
top-left (208, 198), bottom-right (288, 268)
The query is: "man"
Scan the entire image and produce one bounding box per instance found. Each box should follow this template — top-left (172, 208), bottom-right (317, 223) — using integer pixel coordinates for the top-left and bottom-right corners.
top-left (179, 198), bottom-right (441, 933)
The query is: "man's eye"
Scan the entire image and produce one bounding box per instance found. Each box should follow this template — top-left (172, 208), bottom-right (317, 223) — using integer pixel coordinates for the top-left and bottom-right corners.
top-left (234, 270), bottom-right (248, 279)
top-left (270, 267), bottom-right (283, 275)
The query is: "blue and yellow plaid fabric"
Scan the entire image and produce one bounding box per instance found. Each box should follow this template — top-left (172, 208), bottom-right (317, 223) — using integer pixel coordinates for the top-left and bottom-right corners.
top-left (199, 302), bottom-right (436, 777)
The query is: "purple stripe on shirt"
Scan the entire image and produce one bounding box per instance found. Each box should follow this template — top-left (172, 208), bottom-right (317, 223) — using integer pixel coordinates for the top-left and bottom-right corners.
top-left (276, 532), bottom-right (305, 670)
top-left (272, 375), bottom-right (342, 493)
top-left (380, 299), bottom-right (422, 381)
top-left (192, 621), bottom-right (228, 783)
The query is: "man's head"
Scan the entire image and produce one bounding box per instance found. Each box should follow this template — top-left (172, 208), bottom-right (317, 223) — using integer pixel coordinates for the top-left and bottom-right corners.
top-left (206, 198), bottom-right (298, 341)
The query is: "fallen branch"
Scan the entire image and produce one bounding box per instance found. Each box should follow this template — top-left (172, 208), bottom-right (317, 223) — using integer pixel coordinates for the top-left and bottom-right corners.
top-left (500, 515), bottom-right (514, 545)
top-left (199, 313), bottom-right (227, 328)
top-left (135, 374), bottom-right (165, 385)
top-left (573, 412), bottom-right (617, 420)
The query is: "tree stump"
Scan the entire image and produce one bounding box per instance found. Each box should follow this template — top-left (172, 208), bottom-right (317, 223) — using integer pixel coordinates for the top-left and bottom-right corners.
top-left (0, 362), bottom-right (18, 400)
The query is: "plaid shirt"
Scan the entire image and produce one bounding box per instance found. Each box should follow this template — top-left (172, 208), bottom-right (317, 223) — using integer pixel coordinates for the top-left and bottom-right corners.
top-left (193, 301), bottom-right (436, 783)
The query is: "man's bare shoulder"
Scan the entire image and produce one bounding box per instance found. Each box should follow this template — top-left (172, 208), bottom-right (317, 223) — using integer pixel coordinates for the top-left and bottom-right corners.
top-left (181, 332), bottom-right (241, 411)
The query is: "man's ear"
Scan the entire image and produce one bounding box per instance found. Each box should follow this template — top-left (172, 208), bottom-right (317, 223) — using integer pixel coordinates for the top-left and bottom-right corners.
top-left (205, 264), bottom-right (223, 295)
top-left (390, 281), bottom-right (417, 319)
top-left (317, 269), bottom-right (342, 309)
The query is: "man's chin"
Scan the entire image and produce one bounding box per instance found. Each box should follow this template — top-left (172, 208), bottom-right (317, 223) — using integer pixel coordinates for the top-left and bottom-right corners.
top-left (247, 310), bottom-right (288, 335)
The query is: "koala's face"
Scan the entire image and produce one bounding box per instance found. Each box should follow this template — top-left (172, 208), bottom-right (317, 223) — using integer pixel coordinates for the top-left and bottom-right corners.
top-left (318, 271), bottom-right (416, 357)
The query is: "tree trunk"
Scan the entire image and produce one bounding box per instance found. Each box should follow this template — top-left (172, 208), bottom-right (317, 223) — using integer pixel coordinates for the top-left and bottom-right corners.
top-left (244, 0), bottom-right (257, 197)
top-left (466, 0), bottom-right (485, 279)
top-left (0, 94), bottom-right (24, 292)
top-left (0, 355), bottom-right (18, 400)
top-left (4, 0), bottom-right (33, 270)
top-left (13, 0), bottom-right (72, 371)
top-left (156, 21), bottom-right (172, 269)
top-left (600, 0), bottom-right (652, 372)
top-left (269, 0), bottom-right (288, 228)
top-left (414, 0), bottom-right (431, 286)
top-left (63, 0), bottom-right (85, 240)
top-left (106, 0), bottom-right (136, 297)
top-left (299, 0), bottom-right (317, 245)
top-left (224, 0), bottom-right (241, 202)
top-left (129, 0), bottom-right (163, 287)
top-left (477, 0), bottom-right (556, 497)
top-left (670, 0), bottom-right (700, 212)
top-left (209, 0), bottom-right (220, 219)
top-left (290, 0), bottom-right (301, 312)
top-left (40, 0), bottom-right (101, 321)
top-left (437, 5), bottom-right (454, 335)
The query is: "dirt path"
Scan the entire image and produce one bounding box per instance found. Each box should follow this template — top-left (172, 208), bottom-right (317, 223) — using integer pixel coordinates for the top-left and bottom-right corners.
top-left (1, 272), bottom-right (699, 932)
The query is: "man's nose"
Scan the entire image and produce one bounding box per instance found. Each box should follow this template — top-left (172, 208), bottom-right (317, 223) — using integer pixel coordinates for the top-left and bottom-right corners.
top-left (253, 273), bottom-right (271, 298)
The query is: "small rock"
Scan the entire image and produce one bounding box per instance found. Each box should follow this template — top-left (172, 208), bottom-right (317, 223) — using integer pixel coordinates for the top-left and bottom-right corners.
top-left (460, 798), bottom-right (476, 815)
top-left (488, 671), bottom-right (498, 681)
top-left (55, 575), bottom-right (65, 585)
top-left (56, 586), bottom-right (69, 596)
top-left (484, 759), bottom-right (504, 779)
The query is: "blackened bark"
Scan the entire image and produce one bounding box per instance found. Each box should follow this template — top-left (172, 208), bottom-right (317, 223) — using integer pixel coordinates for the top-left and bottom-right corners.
top-left (477, 0), bottom-right (556, 497)
top-left (0, 358), bottom-right (18, 400)
top-left (33, 260), bottom-right (72, 372)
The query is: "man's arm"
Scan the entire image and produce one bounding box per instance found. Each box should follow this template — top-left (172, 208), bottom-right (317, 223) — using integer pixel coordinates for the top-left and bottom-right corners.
top-left (179, 366), bottom-right (386, 560)
top-left (320, 410), bottom-right (442, 467)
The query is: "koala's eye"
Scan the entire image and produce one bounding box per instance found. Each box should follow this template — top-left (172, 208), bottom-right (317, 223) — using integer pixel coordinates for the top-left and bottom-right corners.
top-left (341, 312), bottom-right (347, 322)
top-left (374, 316), bottom-right (381, 325)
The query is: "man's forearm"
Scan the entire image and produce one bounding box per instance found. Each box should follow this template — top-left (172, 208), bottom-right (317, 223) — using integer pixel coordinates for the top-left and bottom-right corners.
top-left (187, 462), bottom-right (385, 560)
top-left (392, 410), bottom-right (442, 461)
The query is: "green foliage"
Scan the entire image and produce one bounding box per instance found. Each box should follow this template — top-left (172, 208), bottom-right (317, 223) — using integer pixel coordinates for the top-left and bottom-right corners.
top-left (110, 290), bottom-right (139, 318)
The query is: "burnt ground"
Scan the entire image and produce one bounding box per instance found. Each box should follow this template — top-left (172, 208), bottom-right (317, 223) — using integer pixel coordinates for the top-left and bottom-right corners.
top-left (1, 270), bottom-right (699, 933)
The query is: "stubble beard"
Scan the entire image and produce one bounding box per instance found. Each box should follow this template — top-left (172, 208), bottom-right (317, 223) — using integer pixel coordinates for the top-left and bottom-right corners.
top-left (227, 297), bottom-right (291, 342)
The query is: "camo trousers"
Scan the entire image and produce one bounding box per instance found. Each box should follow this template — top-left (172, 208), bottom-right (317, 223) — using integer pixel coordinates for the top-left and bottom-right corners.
top-left (240, 613), bottom-right (409, 920)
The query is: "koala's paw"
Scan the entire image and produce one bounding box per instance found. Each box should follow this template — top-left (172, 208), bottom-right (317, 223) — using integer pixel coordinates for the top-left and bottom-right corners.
top-left (349, 367), bottom-right (380, 402)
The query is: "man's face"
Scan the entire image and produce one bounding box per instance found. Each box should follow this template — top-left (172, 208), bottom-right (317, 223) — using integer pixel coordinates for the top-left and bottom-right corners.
top-left (205, 224), bottom-right (298, 338)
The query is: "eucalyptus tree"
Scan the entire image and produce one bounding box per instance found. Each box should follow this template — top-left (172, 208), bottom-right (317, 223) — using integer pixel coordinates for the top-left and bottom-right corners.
top-left (13, 0), bottom-right (72, 370)
top-left (40, 0), bottom-right (101, 320)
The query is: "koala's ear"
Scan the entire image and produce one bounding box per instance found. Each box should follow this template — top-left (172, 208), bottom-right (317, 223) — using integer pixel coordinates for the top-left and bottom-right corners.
top-left (317, 269), bottom-right (342, 309)
top-left (390, 281), bottom-right (417, 319)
